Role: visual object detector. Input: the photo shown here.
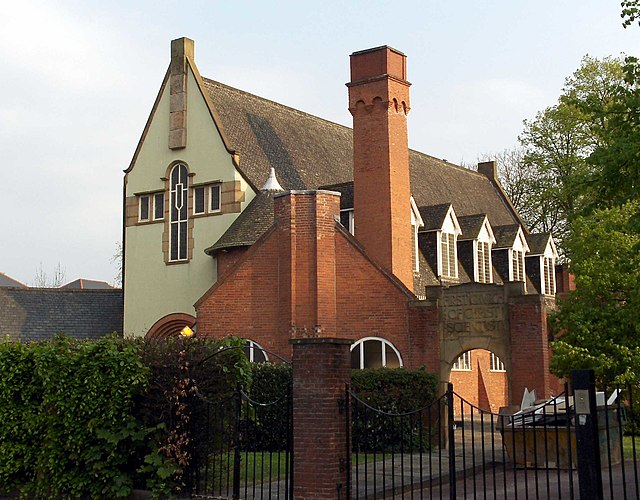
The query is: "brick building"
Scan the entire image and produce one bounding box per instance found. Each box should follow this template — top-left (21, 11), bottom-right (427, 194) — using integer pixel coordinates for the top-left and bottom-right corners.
top-left (123, 38), bottom-right (562, 407)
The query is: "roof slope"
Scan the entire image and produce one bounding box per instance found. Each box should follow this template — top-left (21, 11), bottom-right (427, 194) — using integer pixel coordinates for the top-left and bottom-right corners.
top-left (527, 232), bottom-right (552, 255)
top-left (0, 288), bottom-right (123, 342)
top-left (202, 79), bottom-right (517, 227)
top-left (61, 278), bottom-right (114, 290)
top-left (0, 272), bottom-right (26, 288)
top-left (206, 191), bottom-right (276, 254)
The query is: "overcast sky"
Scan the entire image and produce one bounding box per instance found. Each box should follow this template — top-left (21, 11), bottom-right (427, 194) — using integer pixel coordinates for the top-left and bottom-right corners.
top-left (1, 0), bottom-right (639, 286)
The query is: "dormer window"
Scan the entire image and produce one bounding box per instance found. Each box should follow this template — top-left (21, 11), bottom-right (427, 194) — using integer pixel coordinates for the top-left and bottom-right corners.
top-left (339, 209), bottom-right (354, 235)
top-left (437, 206), bottom-right (461, 279)
top-left (543, 257), bottom-right (556, 295)
top-left (526, 232), bottom-right (557, 296)
top-left (441, 233), bottom-right (457, 278)
top-left (477, 242), bottom-right (491, 283)
top-left (475, 217), bottom-right (495, 284)
top-left (510, 228), bottom-right (529, 286)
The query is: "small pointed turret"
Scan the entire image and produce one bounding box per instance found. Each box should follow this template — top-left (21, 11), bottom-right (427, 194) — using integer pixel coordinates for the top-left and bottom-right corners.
top-left (261, 167), bottom-right (284, 192)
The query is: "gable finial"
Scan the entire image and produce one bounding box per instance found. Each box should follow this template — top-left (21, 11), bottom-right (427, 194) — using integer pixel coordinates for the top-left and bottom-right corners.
top-left (261, 167), bottom-right (284, 192)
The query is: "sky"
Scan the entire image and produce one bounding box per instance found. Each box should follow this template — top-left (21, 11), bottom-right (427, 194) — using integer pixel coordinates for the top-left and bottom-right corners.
top-left (1, 0), bottom-right (639, 286)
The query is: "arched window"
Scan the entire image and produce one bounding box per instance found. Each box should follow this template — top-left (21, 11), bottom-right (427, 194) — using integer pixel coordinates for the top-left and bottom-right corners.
top-left (170, 164), bottom-right (189, 261)
top-left (243, 340), bottom-right (269, 363)
top-left (350, 337), bottom-right (403, 369)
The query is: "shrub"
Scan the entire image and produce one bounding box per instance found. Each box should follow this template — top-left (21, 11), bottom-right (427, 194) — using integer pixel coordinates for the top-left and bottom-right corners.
top-left (350, 367), bottom-right (439, 452)
top-left (0, 335), bottom-right (150, 498)
top-left (0, 341), bottom-right (42, 492)
top-left (242, 363), bottom-right (292, 451)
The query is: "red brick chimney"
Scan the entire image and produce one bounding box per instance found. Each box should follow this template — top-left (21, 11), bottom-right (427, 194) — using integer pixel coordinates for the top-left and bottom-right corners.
top-left (274, 190), bottom-right (341, 338)
top-left (347, 46), bottom-right (413, 292)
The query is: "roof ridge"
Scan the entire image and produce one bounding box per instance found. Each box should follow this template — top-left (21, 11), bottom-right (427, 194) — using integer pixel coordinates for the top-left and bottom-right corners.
top-left (202, 77), bottom-right (353, 132)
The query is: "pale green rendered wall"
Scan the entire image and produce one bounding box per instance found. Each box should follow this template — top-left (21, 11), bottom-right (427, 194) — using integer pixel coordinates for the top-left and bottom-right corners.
top-left (124, 68), bottom-right (255, 337)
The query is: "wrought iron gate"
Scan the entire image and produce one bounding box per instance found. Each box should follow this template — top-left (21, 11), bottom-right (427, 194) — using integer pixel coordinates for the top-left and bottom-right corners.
top-left (347, 378), bottom-right (640, 499)
top-left (188, 348), bottom-right (293, 499)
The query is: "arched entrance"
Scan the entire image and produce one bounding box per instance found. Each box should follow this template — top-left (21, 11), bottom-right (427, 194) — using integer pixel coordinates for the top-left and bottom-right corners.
top-left (448, 348), bottom-right (508, 414)
top-left (434, 283), bottom-right (517, 405)
top-left (146, 312), bottom-right (196, 339)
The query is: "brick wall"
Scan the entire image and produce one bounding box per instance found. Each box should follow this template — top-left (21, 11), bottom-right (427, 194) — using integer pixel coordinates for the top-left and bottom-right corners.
top-left (509, 296), bottom-right (554, 399)
top-left (196, 191), bottom-right (415, 364)
top-left (449, 349), bottom-right (508, 415)
top-left (291, 338), bottom-right (352, 499)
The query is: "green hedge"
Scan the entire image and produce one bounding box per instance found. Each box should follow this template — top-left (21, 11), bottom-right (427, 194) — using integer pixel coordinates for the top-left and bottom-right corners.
top-left (351, 367), bottom-right (439, 452)
top-left (0, 335), bottom-right (250, 499)
top-left (0, 336), bottom-right (149, 498)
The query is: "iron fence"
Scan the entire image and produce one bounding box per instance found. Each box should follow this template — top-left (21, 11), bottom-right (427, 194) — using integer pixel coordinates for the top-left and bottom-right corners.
top-left (347, 378), bottom-right (640, 500)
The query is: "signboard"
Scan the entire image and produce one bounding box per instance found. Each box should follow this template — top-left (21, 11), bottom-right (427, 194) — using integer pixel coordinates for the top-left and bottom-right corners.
top-left (440, 289), bottom-right (505, 339)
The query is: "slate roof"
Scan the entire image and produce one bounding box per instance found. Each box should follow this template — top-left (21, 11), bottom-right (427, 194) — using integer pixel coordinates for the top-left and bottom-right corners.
top-left (492, 224), bottom-right (522, 249)
top-left (527, 232), bottom-right (552, 255)
top-left (61, 278), bottom-right (114, 290)
top-left (0, 288), bottom-right (123, 342)
top-left (0, 272), bottom-right (26, 288)
top-left (418, 204), bottom-right (452, 232)
top-left (202, 79), bottom-right (519, 251)
top-left (319, 182), bottom-right (354, 210)
top-left (205, 191), bottom-right (275, 254)
top-left (457, 214), bottom-right (488, 240)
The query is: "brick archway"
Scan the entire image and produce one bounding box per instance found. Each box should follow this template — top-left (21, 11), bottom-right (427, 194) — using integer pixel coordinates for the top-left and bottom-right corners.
top-left (422, 281), bottom-right (556, 405)
top-left (146, 313), bottom-right (196, 339)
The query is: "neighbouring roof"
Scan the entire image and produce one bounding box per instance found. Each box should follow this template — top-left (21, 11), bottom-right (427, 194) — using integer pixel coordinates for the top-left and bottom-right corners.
top-left (319, 181), bottom-right (354, 210)
top-left (60, 278), bottom-right (114, 290)
top-left (0, 272), bottom-right (26, 288)
top-left (202, 78), bottom-right (519, 252)
top-left (0, 288), bottom-right (123, 342)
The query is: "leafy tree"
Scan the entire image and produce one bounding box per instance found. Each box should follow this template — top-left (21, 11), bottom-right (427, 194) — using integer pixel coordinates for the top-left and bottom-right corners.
top-left (622, 0), bottom-right (640, 28)
top-left (550, 201), bottom-right (640, 385)
top-left (550, 57), bottom-right (640, 385)
top-left (517, 56), bottom-right (625, 250)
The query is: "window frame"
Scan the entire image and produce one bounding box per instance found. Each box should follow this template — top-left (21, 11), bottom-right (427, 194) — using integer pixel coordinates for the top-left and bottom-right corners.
top-left (490, 352), bottom-right (506, 372)
top-left (138, 195), bottom-right (151, 222)
top-left (350, 337), bottom-right (403, 370)
top-left (169, 163), bottom-right (189, 262)
top-left (543, 256), bottom-right (556, 295)
top-left (244, 340), bottom-right (269, 363)
top-left (209, 184), bottom-right (222, 213)
top-left (452, 351), bottom-right (471, 371)
top-left (193, 186), bottom-right (206, 215)
top-left (339, 208), bottom-right (355, 235)
top-left (476, 240), bottom-right (492, 283)
top-left (153, 192), bottom-right (164, 221)
top-left (440, 232), bottom-right (457, 278)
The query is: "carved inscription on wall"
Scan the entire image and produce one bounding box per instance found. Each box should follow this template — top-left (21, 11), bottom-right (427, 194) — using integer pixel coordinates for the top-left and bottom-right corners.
top-left (440, 290), bottom-right (505, 339)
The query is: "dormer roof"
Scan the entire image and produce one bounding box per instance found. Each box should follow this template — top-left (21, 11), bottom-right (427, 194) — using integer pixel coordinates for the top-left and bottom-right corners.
top-left (527, 232), bottom-right (558, 258)
top-left (493, 224), bottom-right (526, 249)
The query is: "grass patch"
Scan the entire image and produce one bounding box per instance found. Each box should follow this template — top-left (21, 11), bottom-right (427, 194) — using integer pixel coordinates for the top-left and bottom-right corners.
top-left (204, 450), bottom-right (290, 490)
top-left (624, 435), bottom-right (640, 459)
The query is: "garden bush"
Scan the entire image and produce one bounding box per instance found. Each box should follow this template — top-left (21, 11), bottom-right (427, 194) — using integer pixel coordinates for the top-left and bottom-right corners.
top-left (0, 335), bottom-right (149, 498)
top-left (0, 335), bottom-right (251, 499)
top-left (350, 367), bottom-right (439, 452)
